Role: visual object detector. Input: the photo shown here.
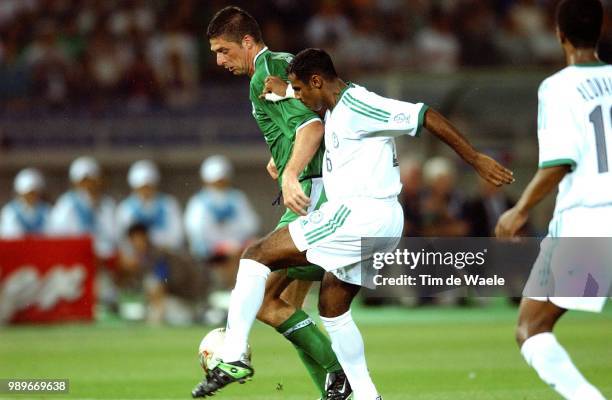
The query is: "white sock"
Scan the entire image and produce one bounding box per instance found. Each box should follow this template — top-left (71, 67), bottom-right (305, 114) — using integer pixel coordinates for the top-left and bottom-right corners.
top-left (321, 310), bottom-right (379, 400)
top-left (521, 332), bottom-right (605, 400)
top-left (219, 259), bottom-right (270, 362)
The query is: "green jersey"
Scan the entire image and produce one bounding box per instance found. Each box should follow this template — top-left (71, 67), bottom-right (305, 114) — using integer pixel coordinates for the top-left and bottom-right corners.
top-left (249, 47), bottom-right (324, 183)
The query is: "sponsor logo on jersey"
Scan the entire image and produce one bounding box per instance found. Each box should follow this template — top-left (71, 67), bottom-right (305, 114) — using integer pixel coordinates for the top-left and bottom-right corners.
top-left (393, 113), bottom-right (409, 124)
top-left (308, 210), bottom-right (324, 224)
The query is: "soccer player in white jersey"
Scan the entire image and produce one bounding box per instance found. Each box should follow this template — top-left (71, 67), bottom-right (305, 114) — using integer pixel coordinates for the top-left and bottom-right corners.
top-left (192, 48), bottom-right (513, 400)
top-left (495, 1), bottom-right (610, 399)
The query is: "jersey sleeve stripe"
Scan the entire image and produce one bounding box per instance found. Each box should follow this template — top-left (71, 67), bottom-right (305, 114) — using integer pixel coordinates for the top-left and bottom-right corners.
top-left (342, 96), bottom-right (389, 119)
top-left (539, 158), bottom-right (577, 170)
top-left (415, 105), bottom-right (429, 137)
top-left (341, 98), bottom-right (389, 122)
top-left (344, 93), bottom-right (391, 118)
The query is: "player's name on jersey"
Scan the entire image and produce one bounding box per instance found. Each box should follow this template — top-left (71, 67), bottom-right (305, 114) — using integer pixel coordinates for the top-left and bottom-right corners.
top-left (576, 76), bottom-right (612, 101)
top-left (373, 274), bottom-right (506, 287)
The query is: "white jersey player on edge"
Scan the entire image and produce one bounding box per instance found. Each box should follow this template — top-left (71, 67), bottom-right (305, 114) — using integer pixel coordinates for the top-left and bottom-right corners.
top-left (496, 1), bottom-right (610, 399)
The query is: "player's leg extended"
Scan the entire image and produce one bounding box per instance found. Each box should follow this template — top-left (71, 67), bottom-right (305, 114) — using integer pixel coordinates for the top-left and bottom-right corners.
top-left (319, 272), bottom-right (380, 400)
top-left (192, 227), bottom-right (309, 397)
top-left (257, 272), bottom-right (342, 397)
top-left (517, 298), bottom-right (605, 400)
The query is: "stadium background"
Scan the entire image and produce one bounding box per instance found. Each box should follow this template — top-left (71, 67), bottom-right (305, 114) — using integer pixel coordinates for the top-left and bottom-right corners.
top-left (0, 1), bottom-right (611, 399)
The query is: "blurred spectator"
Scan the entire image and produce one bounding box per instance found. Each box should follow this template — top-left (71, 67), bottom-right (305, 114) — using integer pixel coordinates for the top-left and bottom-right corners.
top-left (116, 160), bottom-right (184, 250)
top-left (122, 48), bottom-right (161, 113)
top-left (0, 168), bottom-right (50, 238)
top-left (494, 11), bottom-right (532, 66)
top-left (120, 223), bottom-right (206, 325)
top-left (23, 20), bottom-right (73, 108)
top-left (414, 6), bottom-right (459, 73)
top-left (462, 177), bottom-right (515, 237)
top-left (184, 155), bottom-right (259, 289)
top-left (336, 12), bottom-right (388, 73)
top-left (509, 0), bottom-right (561, 64)
top-left (149, 18), bottom-right (199, 109)
top-left (47, 156), bottom-right (117, 260)
top-left (454, 1), bottom-right (501, 67)
top-left (421, 156), bottom-right (468, 237)
top-left (399, 157), bottom-right (424, 237)
top-left (86, 28), bottom-right (130, 109)
top-left (305, 0), bottom-right (352, 48)
top-left (383, 12), bottom-right (414, 68)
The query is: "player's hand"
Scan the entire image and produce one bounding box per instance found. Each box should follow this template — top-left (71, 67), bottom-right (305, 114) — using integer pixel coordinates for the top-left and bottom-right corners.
top-left (281, 173), bottom-right (310, 216)
top-left (266, 157), bottom-right (279, 180)
top-left (472, 153), bottom-right (514, 186)
top-left (259, 76), bottom-right (288, 99)
top-left (495, 207), bottom-right (528, 238)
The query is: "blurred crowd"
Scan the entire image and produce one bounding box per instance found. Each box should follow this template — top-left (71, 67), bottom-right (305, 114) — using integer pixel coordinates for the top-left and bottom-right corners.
top-left (1, 154), bottom-right (524, 322)
top-left (1, 0), bottom-right (610, 113)
top-left (0, 155), bottom-right (260, 325)
top-left (398, 156), bottom-right (531, 239)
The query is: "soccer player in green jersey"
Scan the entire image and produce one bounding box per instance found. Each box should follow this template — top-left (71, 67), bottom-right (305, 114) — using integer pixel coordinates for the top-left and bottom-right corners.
top-left (192, 6), bottom-right (347, 399)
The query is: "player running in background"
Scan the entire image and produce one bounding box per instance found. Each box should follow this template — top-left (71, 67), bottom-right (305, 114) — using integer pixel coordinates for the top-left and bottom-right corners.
top-left (495, 1), bottom-right (609, 399)
top-left (192, 48), bottom-right (513, 400)
top-left (197, 6), bottom-right (346, 399)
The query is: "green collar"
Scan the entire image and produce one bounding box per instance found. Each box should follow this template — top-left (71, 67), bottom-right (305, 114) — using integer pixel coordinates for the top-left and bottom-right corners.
top-left (573, 61), bottom-right (607, 67)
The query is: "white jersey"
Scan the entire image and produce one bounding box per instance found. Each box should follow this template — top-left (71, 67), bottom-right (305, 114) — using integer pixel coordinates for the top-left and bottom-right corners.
top-left (184, 188), bottom-right (259, 260)
top-left (47, 190), bottom-right (117, 258)
top-left (0, 199), bottom-right (50, 238)
top-left (116, 193), bottom-right (184, 250)
top-left (323, 83), bottom-right (427, 201)
top-left (537, 62), bottom-right (612, 216)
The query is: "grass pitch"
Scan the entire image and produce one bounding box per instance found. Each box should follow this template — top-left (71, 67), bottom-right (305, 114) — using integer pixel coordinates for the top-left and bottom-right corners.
top-left (1, 301), bottom-right (610, 400)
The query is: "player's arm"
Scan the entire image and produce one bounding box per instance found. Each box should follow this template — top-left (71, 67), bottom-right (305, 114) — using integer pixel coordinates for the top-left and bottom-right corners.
top-left (424, 108), bottom-right (514, 187)
top-left (266, 157), bottom-right (279, 180)
top-left (495, 165), bottom-right (570, 238)
top-left (260, 76), bottom-right (291, 102)
top-left (283, 119), bottom-right (324, 215)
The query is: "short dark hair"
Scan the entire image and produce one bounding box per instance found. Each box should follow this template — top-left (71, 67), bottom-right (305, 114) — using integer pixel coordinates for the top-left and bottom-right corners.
top-left (206, 6), bottom-right (262, 44)
top-left (287, 48), bottom-right (338, 83)
top-left (127, 222), bottom-right (148, 237)
top-left (557, 0), bottom-right (603, 48)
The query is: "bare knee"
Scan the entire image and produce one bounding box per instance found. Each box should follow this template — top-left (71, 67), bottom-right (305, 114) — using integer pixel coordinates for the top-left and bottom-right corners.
top-left (318, 295), bottom-right (350, 318)
top-left (516, 300), bottom-right (565, 348)
top-left (242, 240), bottom-right (265, 263)
top-left (318, 274), bottom-right (359, 318)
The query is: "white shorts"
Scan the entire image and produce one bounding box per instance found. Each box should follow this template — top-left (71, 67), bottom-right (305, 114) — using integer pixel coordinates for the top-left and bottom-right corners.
top-left (525, 207), bottom-right (612, 313)
top-left (289, 197), bottom-right (403, 287)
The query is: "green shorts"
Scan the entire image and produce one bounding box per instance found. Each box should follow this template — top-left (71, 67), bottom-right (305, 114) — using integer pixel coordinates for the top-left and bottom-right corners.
top-left (276, 177), bottom-right (327, 282)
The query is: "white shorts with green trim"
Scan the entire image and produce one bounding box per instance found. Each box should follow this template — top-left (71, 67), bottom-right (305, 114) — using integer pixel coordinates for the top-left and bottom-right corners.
top-left (288, 197), bottom-right (403, 287)
top-left (525, 207), bottom-right (612, 313)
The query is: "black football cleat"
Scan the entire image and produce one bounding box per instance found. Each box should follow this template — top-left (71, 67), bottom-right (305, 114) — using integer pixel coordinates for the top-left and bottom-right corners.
top-left (191, 360), bottom-right (254, 398)
top-left (324, 370), bottom-right (353, 400)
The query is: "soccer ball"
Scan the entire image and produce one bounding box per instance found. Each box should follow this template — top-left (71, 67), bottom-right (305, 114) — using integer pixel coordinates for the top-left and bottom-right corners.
top-left (198, 328), bottom-right (251, 373)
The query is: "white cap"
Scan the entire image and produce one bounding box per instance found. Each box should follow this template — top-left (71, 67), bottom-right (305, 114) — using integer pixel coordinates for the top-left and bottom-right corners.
top-left (69, 156), bottom-right (101, 183)
top-left (200, 155), bottom-right (232, 183)
top-left (423, 156), bottom-right (454, 184)
top-left (14, 168), bottom-right (45, 195)
top-left (128, 160), bottom-right (160, 189)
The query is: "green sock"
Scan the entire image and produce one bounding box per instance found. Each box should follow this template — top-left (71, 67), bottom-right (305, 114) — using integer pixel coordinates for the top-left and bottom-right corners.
top-left (276, 310), bottom-right (342, 396)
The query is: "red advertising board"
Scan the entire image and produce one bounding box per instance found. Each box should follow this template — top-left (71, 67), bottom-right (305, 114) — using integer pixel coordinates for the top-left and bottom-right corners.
top-left (0, 237), bottom-right (96, 324)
